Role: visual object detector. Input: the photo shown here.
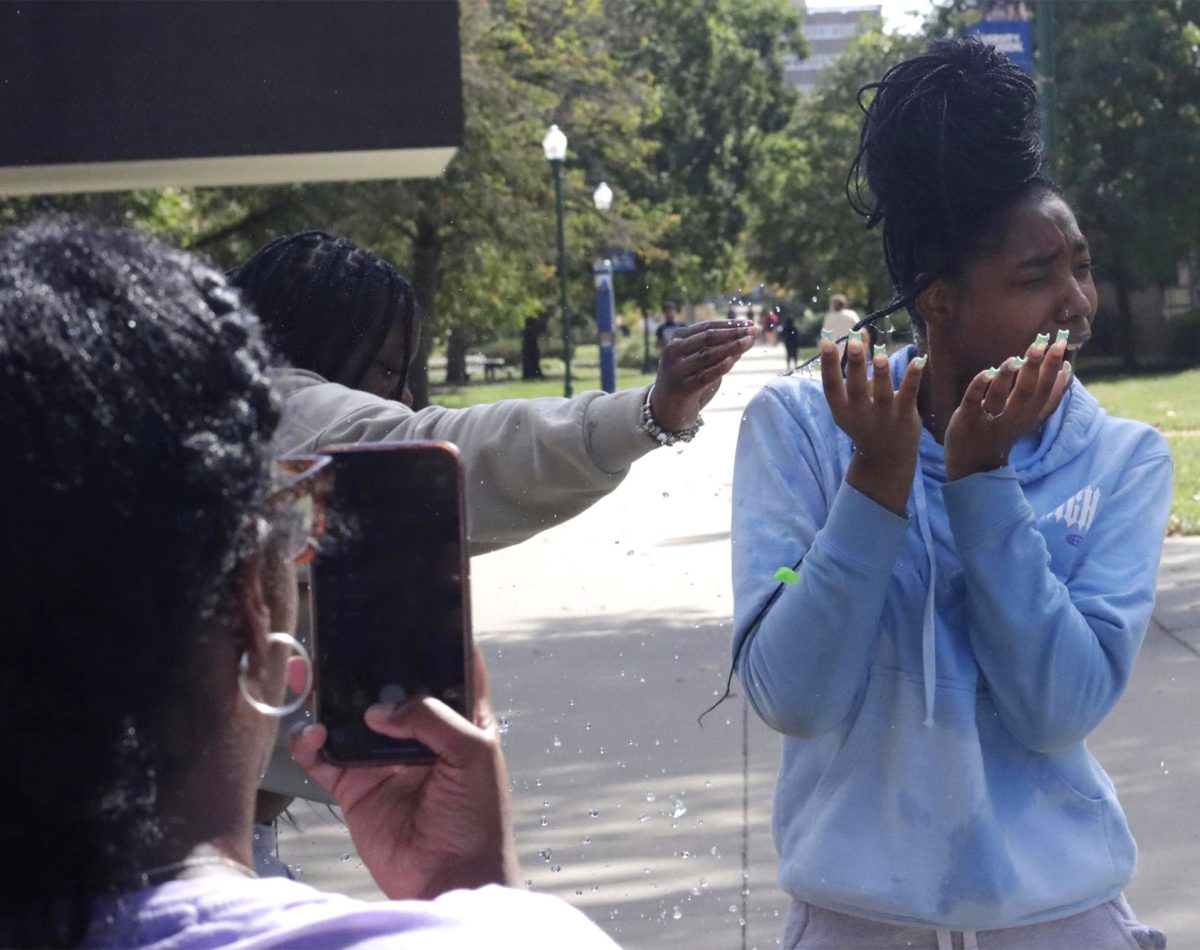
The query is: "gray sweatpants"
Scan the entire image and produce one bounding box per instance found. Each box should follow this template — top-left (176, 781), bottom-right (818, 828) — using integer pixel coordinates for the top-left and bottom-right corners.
top-left (782, 895), bottom-right (1166, 950)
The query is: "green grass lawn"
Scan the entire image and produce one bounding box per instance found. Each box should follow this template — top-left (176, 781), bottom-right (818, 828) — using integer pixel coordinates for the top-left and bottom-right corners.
top-left (429, 344), bottom-right (656, 406)
top-left (1085, 368), bottom-right (1200, 535)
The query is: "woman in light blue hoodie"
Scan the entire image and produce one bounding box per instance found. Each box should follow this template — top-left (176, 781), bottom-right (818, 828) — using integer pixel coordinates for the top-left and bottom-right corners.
top-left (732, 38), bottom-right (1172, 950)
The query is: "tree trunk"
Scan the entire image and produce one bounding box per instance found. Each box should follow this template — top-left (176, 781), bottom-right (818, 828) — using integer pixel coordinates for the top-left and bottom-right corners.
top-left (1113, 263), bottom-right (1139, 372)
top-left (408, 210), bottom-right (441, 409)
top-left (445, 328), bottom-right (469, 385)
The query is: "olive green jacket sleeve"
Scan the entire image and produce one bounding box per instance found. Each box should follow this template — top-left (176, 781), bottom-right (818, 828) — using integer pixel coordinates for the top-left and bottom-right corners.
top-left (272, 368), bottom-right (656, 555)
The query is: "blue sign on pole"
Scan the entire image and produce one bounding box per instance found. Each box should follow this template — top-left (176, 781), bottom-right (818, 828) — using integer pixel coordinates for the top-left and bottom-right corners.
top-left (607, 249), bottom-right (638, 273)
top-left (972, 20), bottom-right (1033, 75)
top-left (593, 260), bottom-right (618, 393)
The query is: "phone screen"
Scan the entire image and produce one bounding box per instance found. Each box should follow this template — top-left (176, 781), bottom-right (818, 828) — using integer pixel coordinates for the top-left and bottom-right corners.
top-left (310, 442), bottom-right (472, 765)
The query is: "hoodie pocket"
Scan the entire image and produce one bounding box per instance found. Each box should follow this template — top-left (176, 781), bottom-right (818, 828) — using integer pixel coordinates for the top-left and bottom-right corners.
top-left (777, 666), bottom-right (1127, 929)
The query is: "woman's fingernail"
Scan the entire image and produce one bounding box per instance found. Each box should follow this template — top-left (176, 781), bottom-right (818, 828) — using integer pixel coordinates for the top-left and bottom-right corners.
top-left (984, 367), bottom-right (1000, 379)
top-left (913, 355), bottom-right (927, 369)
top-left (1008, 356), bottom-right (1027, 369)
top-left (873, 344), bottom-right (887, 360)
top-left (1063, 360), bottom-right (1073, 380)
top-left (820, 329), bottom-right (835, 343)
top-left (1034, 332), bottom-right (1050, 346)
top-left (847, 337), bottom-right (863, 356)
top-left (1055, 328), bottom-right (1070, 346)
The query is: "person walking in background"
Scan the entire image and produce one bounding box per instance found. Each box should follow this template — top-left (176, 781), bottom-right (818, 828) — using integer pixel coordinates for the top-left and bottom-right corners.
top-left (733, 37), bottom-right (1170, 949)
top-left (655, 300), bottom-right (684, 348)
top-left (521, 315), bottom-right (544, 379)
top-left (780, 313), bottom-right (803, 371)
top-left (820, 293), bottom-right (859, 352)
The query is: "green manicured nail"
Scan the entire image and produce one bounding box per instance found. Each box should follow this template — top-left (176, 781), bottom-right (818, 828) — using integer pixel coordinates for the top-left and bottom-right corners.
top-left (984, 367), bottom-right (1000, 379)
top-left (873, 344), bottom-right (887, 359)
top-left (1008, 356), bottom-right (1027, 369)
top-left (774, 566), bottom-right (800, 586)
top-left (820, 329), bottom-right (835, 343)
top-left (1034, 332), bottom-right (1050, 347)
top-left (847, 329), bottom-right (863, 344)
top-left (1063, 360), bottom-right (1073, 379)
top-left (1055, 328), bottom-right (1070, 346)
top-left (913, 355), bottom-right (927, 368)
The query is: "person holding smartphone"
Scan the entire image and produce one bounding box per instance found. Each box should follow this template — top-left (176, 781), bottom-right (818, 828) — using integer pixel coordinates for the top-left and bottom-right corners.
top-left (0, 217), bottom-right (618, 949)
top-left (230, 231), bottom-right (759, 556)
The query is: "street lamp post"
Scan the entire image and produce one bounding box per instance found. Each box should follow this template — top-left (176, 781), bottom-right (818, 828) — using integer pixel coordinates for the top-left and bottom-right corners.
top-left (592, 181), bottom-right (617, 394)
top-left (543, 124), bottom-right (572, 398)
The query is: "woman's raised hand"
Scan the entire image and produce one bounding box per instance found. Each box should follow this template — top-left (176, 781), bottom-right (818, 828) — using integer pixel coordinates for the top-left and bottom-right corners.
top-left (821, 335), bottom-right (925, 516)
top-left (290, 645), bottom-right (520, 901)
top-left (943, 333), bottom-right (1070, 481)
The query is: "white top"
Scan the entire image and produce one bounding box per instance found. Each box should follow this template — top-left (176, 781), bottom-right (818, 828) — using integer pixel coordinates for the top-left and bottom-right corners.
top-left (86, 876), bottom-right (620, 949)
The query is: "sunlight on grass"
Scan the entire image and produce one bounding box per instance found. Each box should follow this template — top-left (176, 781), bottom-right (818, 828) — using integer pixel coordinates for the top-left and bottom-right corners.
top-left (1085, 368), bottom-right (1200, 534)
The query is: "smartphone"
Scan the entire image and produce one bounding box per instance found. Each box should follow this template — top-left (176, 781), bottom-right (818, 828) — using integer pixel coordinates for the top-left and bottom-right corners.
top-left (309, 441), bottom-right (473, 765)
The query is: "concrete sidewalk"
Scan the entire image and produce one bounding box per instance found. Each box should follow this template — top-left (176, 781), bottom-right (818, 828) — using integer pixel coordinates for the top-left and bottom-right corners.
top-left (280, 342), bottom-right (1200, 948)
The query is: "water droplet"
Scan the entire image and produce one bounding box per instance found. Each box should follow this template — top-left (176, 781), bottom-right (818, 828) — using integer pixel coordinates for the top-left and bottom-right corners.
top-left (662, 491), bottom-right (670, 498)
top-left (639, 814), bottom-right (652, 822)
top-left (540, 815), bottom-right (549, 827)
top-left (538, 848), bottom-right (553, 862)
top-left (340, 853), bottom-right (351, 862)
top-left (672, 906), bottom-right (682, 920)
top-left (644, 791), bottom-right (657, 802)
top-left (588, 809), bottom-right (600, 818)
top-left (710, 846), bottom-right (720, 856)
top-left (551, 864), bottom-right (562, 872)
top-left (670, 800), bottom-right (688, 819)
top-left (582, 836), bottom-right (591, 845)
top-left (498, 716), bottom-right (510, 735)
top-left (552, 736), bottom-right (562, 748)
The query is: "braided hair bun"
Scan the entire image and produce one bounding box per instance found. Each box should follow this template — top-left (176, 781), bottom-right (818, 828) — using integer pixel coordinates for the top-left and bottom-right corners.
top-left (847, 36), bottom-right (1052, 338)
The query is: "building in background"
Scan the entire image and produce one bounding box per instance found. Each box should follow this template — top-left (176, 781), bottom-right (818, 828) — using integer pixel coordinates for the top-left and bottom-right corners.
top-left (785, 3), bottom-right (883, 96)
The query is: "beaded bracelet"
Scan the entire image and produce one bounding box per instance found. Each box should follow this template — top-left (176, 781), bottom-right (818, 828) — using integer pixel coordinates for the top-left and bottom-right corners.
top-left (639, 384), bottom-right (704, 446)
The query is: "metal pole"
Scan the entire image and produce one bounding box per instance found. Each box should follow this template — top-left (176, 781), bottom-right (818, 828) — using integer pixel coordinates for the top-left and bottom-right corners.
top-left (1035, 0), bottom-right (1057, 177)
top-left (594, 259), bottom-right (617, 393)
top-left (641, 308), bottom-right (651, 373)
top-left (552, 160), bottom-right (572, 398)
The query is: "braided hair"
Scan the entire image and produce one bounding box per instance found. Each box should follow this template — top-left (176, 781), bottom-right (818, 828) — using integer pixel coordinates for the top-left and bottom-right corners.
top-left (0, 218), bottom-right (279, 947)
top-left (846, 35), bottom-right (1053, 346)
top-left (229, 231), bottom-right (416, 398)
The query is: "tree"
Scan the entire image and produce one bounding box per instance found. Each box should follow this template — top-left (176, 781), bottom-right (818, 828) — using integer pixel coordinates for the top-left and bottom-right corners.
top-left (1054, 0), bottom-right (1200, 369)
top-left (611, 0), bottom-right (806, 296)
top-left (748, 29), bottom-right (923, 316)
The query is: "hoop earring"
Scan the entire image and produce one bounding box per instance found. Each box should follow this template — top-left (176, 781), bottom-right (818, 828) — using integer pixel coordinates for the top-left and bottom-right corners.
top-left (237, 632), bottom-right (313, 718)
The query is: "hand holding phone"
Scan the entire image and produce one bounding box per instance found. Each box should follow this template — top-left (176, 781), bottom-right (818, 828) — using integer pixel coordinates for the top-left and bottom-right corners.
top-left (289, 645), bottom-right (521, 900)
top-left (309, 442), bottom-right (472, 765)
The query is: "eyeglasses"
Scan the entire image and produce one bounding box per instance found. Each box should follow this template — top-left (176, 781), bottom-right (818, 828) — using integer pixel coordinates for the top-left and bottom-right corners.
top-left (264, 455), bottom-right (332, 565)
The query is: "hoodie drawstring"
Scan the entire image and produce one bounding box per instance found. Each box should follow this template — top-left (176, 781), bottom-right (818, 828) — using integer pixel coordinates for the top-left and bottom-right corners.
top-left (911, 466), bottom-right (938, 727)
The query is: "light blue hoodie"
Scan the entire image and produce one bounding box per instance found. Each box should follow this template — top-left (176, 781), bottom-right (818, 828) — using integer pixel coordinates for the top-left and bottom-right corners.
top-left (732, 346), bottom-right (1172, 931)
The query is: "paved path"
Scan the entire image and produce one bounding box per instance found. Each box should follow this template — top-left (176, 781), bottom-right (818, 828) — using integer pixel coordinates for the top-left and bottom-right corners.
top-left (281, 342), bottom-right (1200, 948)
